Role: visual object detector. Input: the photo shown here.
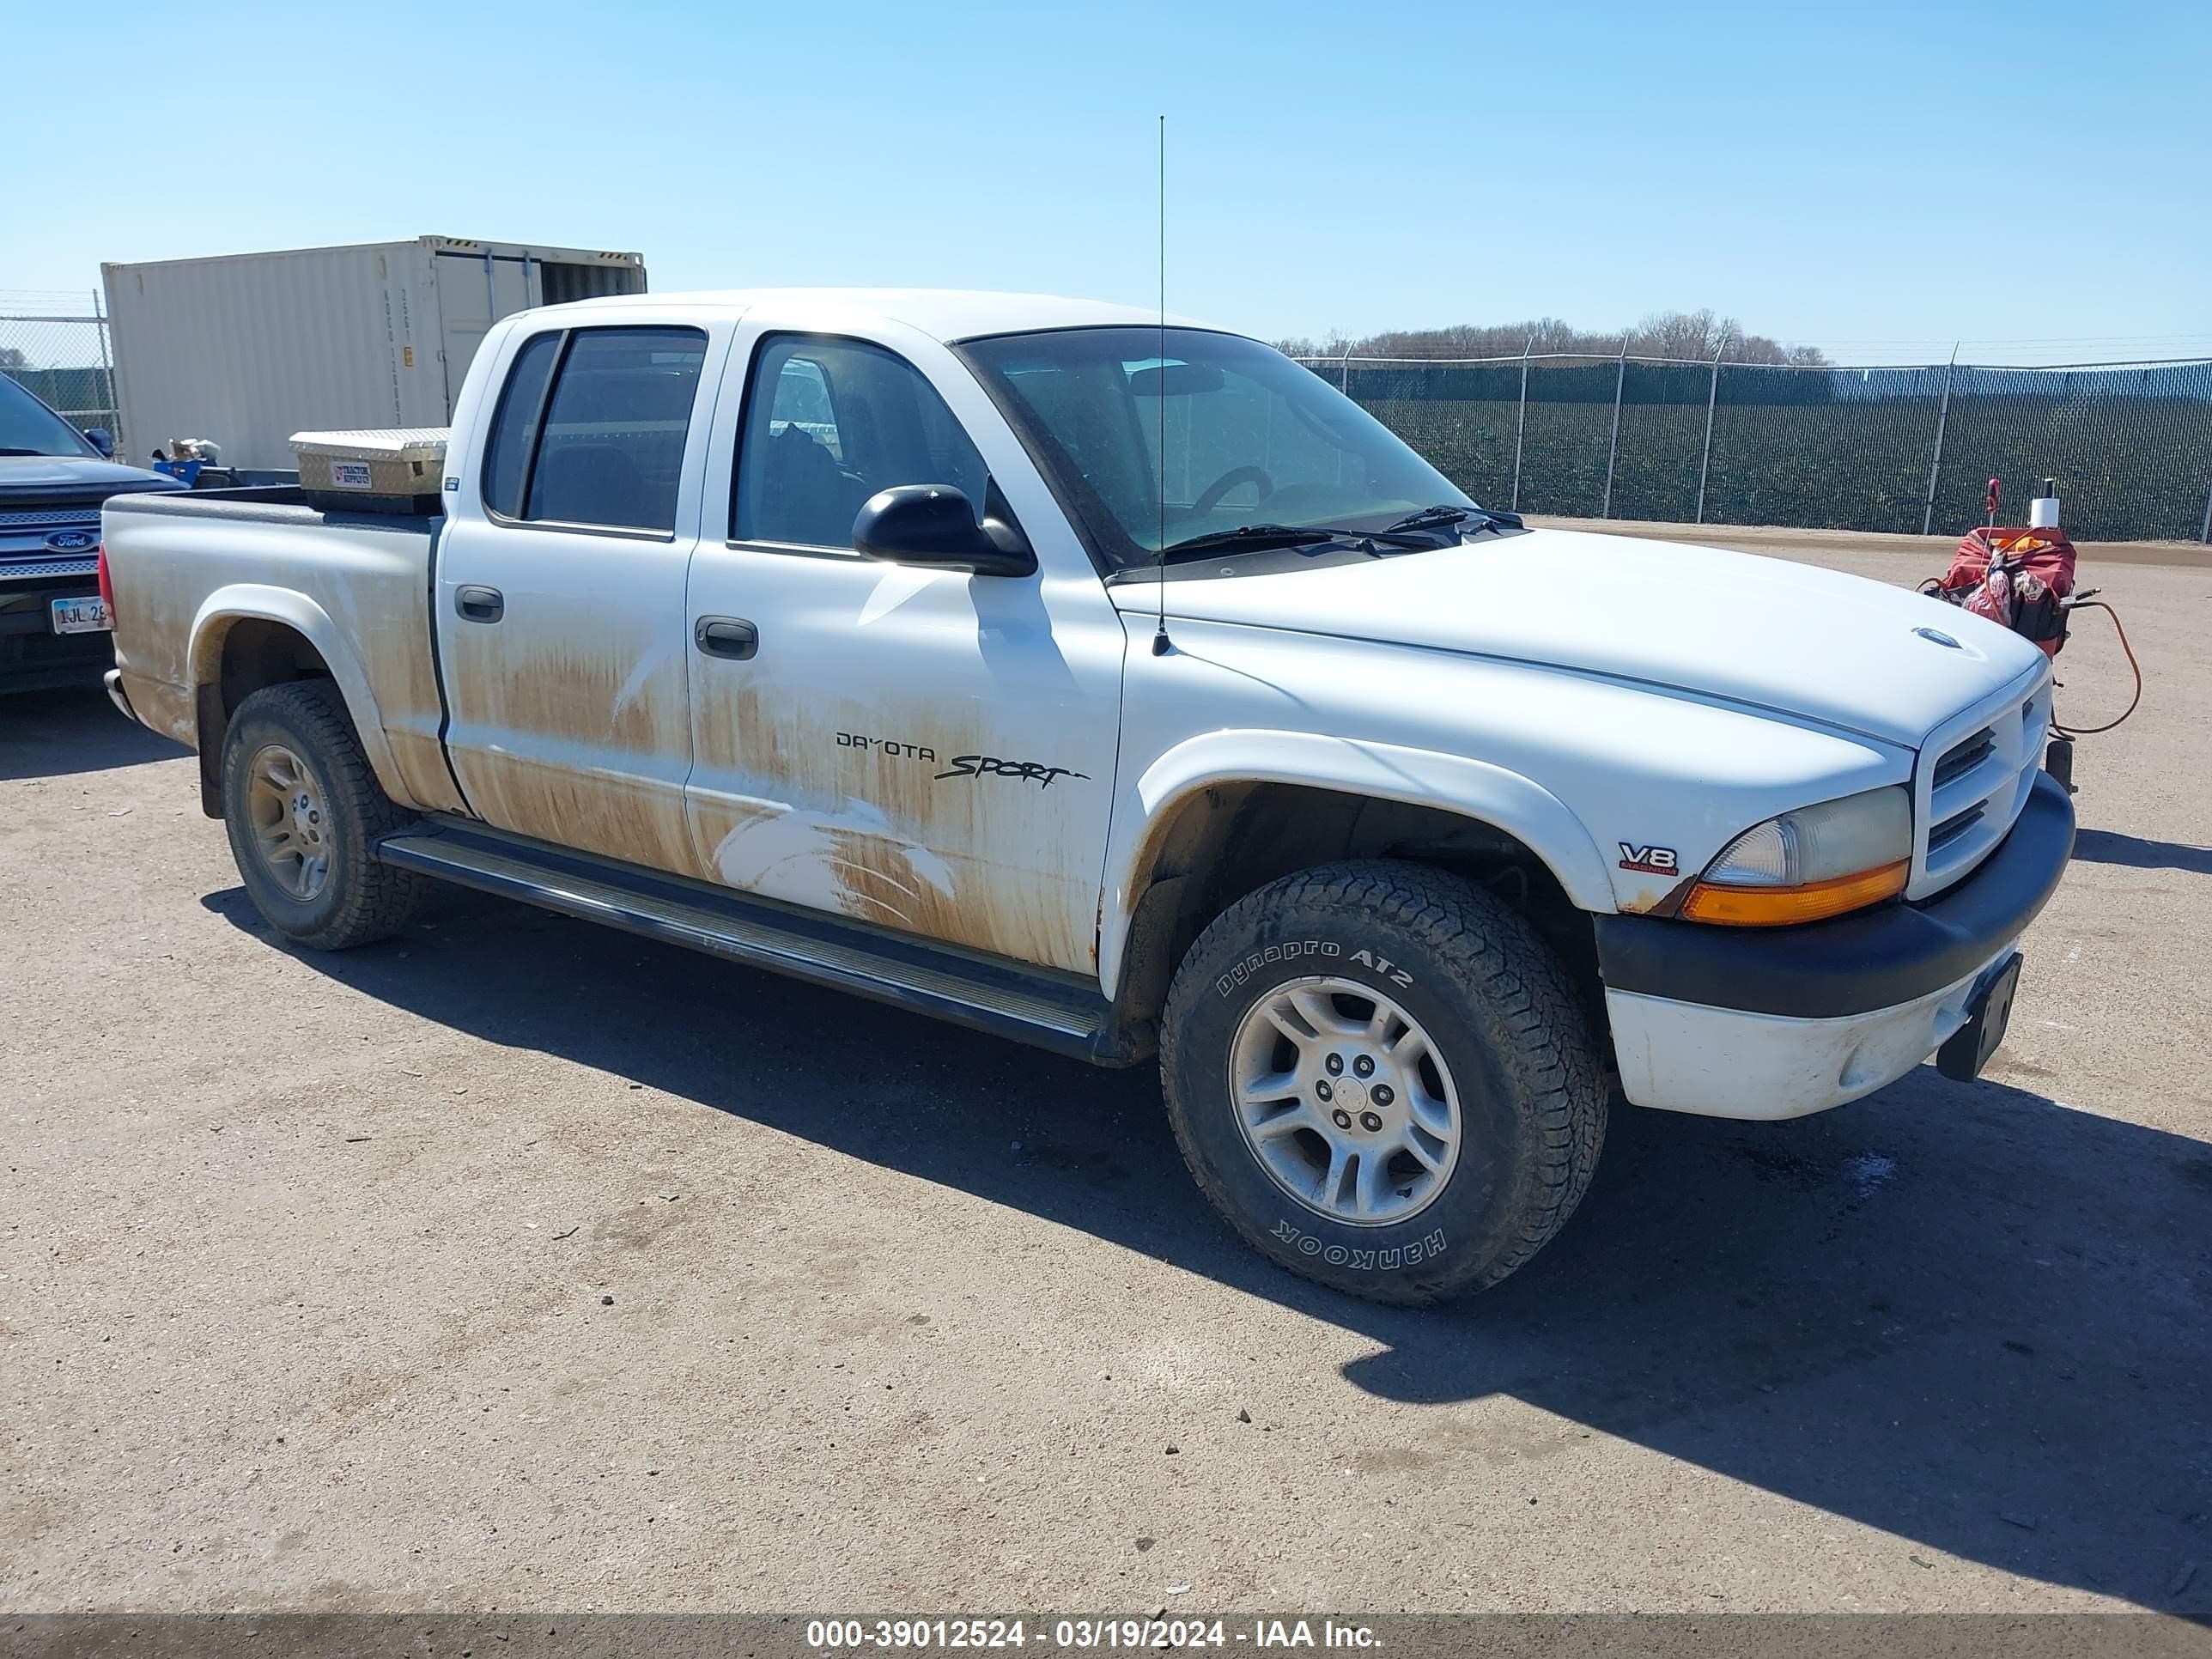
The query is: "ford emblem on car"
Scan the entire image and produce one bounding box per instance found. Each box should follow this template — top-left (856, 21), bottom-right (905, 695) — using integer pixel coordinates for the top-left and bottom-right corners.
top-left (1914, 626), bottom-right (1961, 648)
top-left (44, 529), bottom-right (96, 552)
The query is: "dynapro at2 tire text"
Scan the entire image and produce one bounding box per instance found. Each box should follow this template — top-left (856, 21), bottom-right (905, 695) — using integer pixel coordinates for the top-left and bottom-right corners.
top-left (1160, 860), bottom-right (1606, 1304)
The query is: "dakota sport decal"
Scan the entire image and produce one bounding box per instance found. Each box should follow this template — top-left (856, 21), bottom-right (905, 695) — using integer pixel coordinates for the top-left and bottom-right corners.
top-left (935, 755), bottom-right (1089, 789)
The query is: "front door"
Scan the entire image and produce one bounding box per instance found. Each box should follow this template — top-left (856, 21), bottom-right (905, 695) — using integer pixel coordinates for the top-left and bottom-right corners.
top-left (683, 326), bottom-right (1126, 975)
top-left (436, 319), bottom-right (724, 876)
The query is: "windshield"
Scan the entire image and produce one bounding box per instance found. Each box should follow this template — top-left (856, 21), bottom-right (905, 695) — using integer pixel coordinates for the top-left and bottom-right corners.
top-left (957, 327), bottom-right (1475, 572)
top-left (0, 376), bottom-right (98, 458)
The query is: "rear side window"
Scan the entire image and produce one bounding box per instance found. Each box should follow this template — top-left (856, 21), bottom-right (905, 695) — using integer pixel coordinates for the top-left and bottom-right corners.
top-left (733, 335), bottom-right (991, 548)
top-left (481, 332), bottom-right (560, 518)
top-left (481, 325), bottom-right (708, 533)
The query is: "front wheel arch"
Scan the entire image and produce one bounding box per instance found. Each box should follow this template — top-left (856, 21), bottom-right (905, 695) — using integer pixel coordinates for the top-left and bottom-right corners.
top-left (1109, 775), bottom-right (1611, 1051)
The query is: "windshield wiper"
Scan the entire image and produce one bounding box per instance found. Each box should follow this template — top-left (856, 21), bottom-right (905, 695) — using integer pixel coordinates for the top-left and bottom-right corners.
top-left (1158, 521), bottom-right (1438, 560)
top-left (1385, 504), bottom-right (1525, 536)
top-left (0, 448), bottom-right (57, 457)
top-left (1158, 523), bottom-right (1335, 556)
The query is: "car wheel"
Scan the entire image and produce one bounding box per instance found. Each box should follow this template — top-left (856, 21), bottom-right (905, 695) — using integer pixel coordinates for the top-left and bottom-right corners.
top-left (220, 680), bottom-right (425, 950)
top-left (1161, 860), bottom-right (1606, 1304)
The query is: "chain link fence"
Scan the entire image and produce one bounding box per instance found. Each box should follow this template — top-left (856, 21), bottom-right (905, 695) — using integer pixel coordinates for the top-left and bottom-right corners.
top-left (7, 289), bottom-right (2206, 543)
top-left (0, 295), bottom-right (125, 455)
top-left (1300, 353), bottom-right (2212, 544)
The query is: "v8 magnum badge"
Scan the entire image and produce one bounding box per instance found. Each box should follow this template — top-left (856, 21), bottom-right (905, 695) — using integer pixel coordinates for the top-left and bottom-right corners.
top-left (1618, 842), bottom-right (1679, 875)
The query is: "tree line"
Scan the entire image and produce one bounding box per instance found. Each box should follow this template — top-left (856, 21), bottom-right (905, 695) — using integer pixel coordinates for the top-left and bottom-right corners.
top-left (1275, 308), bottom-right (1827, 366)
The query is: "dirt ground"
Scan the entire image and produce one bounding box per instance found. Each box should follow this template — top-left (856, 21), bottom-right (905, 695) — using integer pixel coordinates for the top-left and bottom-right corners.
top-left (3, 528), bottom-right (2207, 1620)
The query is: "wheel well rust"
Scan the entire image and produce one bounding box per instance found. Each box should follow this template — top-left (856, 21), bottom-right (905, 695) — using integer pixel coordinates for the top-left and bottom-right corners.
top-left (193, 618), bottom-right (336, 817)
top-left (1117, 782), bottom-right (1605, 1046)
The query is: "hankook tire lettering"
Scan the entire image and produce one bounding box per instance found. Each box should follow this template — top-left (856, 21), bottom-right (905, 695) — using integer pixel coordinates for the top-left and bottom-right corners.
top-left (1267, 1218), bottom-right (1449, 1270)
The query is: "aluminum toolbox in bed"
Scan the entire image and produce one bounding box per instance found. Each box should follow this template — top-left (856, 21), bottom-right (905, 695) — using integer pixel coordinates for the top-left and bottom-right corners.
top-left (291, 428), bottom-right (449, 515)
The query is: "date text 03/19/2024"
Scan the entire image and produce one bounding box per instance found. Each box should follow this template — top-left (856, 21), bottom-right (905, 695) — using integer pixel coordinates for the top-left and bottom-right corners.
top-left (804, 1617), bottom-right (1383, 1650)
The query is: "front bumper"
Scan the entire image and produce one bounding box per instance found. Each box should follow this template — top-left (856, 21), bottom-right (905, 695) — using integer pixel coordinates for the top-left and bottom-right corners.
top-left (0, 575), bottom-right (111, 692)
top-left (1595, 770), bottom-right (2075, 1120)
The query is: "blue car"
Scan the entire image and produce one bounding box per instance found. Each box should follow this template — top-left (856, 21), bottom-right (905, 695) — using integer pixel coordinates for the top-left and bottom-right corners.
top-left (0, 376), bottom-right (184, 693)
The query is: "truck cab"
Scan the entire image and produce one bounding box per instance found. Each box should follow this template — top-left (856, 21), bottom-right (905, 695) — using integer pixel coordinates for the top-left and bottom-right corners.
top-left (0, 375), bottom-right (181, 692)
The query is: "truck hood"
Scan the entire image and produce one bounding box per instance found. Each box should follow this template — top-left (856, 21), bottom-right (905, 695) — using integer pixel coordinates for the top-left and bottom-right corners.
top-left (0, 454), bottom-right (185, 498)
top-left (1110, 527), bottom-right (2047, 748)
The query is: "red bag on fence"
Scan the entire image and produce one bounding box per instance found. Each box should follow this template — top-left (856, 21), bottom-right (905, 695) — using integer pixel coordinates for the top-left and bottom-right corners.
top-left (1934, 527), bottom-right (2075, 658)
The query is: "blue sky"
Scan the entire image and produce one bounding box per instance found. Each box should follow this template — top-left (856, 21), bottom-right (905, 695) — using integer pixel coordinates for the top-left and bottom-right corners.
top-left (13, 0), bottom-right (2209, 363)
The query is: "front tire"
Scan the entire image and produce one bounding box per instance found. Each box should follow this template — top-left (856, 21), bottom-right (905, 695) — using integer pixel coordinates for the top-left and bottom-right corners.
top-left (1160, 860), bottom-right (1606, 1304)
top-left (220, 680), bottom-right (425, 950)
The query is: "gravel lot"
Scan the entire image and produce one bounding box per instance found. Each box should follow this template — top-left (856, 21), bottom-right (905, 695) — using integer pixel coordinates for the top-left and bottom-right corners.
top-left (3, 531), bottom-right (2207, 1619)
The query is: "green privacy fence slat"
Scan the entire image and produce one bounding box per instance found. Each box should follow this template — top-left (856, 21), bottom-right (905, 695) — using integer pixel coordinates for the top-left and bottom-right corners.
top-left (1343, 362), bottom-right (1522, 507)
top-left (1317, 356), bottom-right (2212, 543)
top-left (1609, 362), bottom-right (1712, 525)
top-left (1929, 365), bottom-right (2212, 542)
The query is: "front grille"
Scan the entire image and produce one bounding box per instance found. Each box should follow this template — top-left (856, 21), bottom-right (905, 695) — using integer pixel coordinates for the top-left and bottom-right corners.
top-left (1912, 682), bottom-right (2051, 898)
top-left (0, 501), bottom-right (112, 526)
top-left (1, 499), bottom-right (106, 568)
top-left (1931, 729), bottom-right (1995, 791)
top-left (1927, 804), bottom-right (1985, 854)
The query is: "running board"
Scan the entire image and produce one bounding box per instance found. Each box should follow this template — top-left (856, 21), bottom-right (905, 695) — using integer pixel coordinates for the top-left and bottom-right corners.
top-left (374, 818), bottom-right (1136, 1065)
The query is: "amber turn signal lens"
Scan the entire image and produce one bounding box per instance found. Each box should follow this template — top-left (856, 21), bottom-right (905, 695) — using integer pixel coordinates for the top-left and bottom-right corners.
top-left (1679, 859), bottom-right (1911, 927)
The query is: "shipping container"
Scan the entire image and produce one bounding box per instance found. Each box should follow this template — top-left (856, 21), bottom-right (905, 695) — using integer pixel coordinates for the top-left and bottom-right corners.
top-left (101, 236), bottom-right (647, 471)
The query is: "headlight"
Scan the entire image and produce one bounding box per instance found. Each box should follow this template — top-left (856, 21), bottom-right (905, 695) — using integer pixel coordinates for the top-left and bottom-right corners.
top-left (1680, 786), bottom-right (1911, 926)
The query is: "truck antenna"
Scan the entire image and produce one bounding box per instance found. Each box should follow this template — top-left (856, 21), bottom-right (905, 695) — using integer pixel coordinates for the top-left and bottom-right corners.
top-left (1152, 113), bottom-right (1172, 657)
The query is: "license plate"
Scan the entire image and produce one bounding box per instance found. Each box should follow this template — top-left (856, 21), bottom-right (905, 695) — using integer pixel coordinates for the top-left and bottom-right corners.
top-left (1937, 952), bottom-right (2022, 1081)
top-left (51, 596), bottom-right (112, 635)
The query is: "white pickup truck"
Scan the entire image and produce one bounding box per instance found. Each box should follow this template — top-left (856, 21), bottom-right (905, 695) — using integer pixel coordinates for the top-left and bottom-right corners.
top-left (100, 289), bottom-right (2074, 1303)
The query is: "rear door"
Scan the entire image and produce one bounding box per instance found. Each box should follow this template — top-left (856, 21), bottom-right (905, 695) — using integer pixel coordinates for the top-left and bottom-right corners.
top-left (432, 248), bottom-right (537, 412)
top-left (682, 323), bottom-right (1127, 974)
top-left (435, 314), bottom-right (731, 876)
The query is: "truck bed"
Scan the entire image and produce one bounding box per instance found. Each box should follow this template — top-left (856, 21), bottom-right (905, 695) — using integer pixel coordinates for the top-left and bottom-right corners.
top-left (108, 483), bottom-right (438, 526)
top-left (100, 486), bottom-right (463, 815)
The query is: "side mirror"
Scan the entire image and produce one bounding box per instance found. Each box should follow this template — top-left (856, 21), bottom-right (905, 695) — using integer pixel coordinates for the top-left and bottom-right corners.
top-left (852, 485), bottom-right (1035, 577)
top-left (83, 428), bottom-right (113, 457)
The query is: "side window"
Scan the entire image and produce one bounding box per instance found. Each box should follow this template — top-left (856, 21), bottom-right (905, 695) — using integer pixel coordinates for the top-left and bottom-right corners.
top-left (771, 358), bottom-right (840, 458)
top-left (733, 335), bottom-right (991, 549)
top-left (483, 325), bottom-right (708, 533)
top-left (481, 331), bottom-right (561, 519)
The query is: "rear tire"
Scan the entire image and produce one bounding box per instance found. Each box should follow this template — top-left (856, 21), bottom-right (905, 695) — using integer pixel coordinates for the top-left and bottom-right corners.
top-left (1160, 860), bottom-right (1606, 1304)
top-left (220, 680), bottom-right (425, 950)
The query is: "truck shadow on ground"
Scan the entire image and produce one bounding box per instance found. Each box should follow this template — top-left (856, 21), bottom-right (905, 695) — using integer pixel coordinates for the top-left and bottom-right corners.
top-left (0, 686), bottom-right (185, 780)
top-left (2071, 827), bottom-right (2212, 877)
top-left (205, 882), bottom-right (2212, 1614)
